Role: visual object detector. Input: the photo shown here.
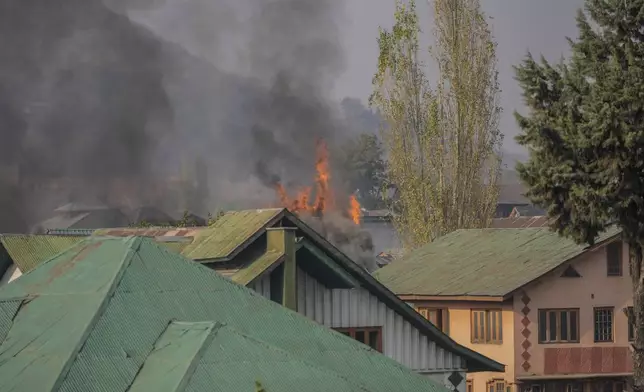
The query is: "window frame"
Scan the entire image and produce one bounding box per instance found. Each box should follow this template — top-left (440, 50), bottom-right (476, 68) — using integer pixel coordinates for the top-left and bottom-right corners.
top-left (334, 326), bottom-right (383, 352)
top-left (627, 306), bottom-right (635, 342)
top-left (537, 308), bottom-right (580, 344)
top-left (417, 307), bottom-right (449, 333)
top-left (606, 241), bottom-right (623, 276)
top-left (593, 307), bottom-right (614, 343)
top-left (487, 379), bottom-right (506, 392)
top-left (471, 309), bottom-right (503, 344)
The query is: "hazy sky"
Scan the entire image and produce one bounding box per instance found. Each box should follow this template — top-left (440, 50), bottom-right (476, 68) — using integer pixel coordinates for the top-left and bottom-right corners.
top-left (337, 0), bottom-right (584, 154)
top-left (133, 0), bottom-right (585, 155)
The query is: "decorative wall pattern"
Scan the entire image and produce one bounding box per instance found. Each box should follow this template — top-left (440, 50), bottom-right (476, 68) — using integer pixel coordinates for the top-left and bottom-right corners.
top-left (520, 292), bottom-right (532, 372)
top-left (543, 347), bottom-right (632, 374)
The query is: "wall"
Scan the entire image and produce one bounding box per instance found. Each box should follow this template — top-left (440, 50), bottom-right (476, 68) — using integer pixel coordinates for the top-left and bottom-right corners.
top-left (0, 264), bottom-right (21, 286)
top-left (250, 266), bottom-right (468, 387)
top-left (514, 240), bottom-right (632, 378)
top-left (411, 300), bottom-right (515, 392)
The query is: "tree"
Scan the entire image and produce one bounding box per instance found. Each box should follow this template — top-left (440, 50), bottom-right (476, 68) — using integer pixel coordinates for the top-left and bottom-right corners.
top-left (370, 0), bottom-right (502, 249)
top-left (513, 1), bottom-right (644, 389)
top-left (341, 133), bottom-right (387, 209)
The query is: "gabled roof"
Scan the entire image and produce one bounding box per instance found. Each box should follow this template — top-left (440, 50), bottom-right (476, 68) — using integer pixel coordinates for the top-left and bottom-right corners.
top-left (491, 216), bottom-right (550, 228)
top-left (0, 234), bottom-right (83, 273)
top-left (375, 227), bottom-right (621, 298)
top-left (181, 208), bottom-right (503, 372)
top-left (32, 208), bottom-right (503, 371)
top-left (0, 236), bottom-right (446, 392)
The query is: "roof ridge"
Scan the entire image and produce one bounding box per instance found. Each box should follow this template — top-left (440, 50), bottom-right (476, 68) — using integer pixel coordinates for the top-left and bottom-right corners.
top-left (211, 323), bottom-right (383, 392)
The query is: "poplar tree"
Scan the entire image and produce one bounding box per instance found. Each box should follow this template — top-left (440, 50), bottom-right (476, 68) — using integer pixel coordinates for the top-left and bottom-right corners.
top-left (514, 1), bottom-right (644, 388)
top-left (370, 0), bottom-right (502, 249)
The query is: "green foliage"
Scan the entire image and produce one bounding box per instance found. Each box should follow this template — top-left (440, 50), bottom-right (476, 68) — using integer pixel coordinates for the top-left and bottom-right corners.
top-left (129, 210), bottom-right (206, 228)
top-left (341, 133), bottom-right (387, 209)
top-left (370, 0), bottom-right (502, 249)
top-left (255, 381), bottom-right (267, 392)
top-left (514, 1), bottom-right (644, 386)
top-left (513, 0), bottom-right (644, 246)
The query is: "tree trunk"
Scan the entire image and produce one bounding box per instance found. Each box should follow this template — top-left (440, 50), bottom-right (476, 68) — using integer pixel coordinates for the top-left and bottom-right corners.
top-left (630, 241), bottom-right (644, 392)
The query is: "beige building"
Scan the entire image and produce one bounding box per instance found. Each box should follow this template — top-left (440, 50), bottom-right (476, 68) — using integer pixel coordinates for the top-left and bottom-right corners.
top-left (376, 227), bottom-right (633, 392)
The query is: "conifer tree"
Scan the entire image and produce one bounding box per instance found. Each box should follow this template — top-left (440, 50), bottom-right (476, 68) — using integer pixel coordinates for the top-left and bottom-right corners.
top-left (515, 1), bottom-right (644, 388)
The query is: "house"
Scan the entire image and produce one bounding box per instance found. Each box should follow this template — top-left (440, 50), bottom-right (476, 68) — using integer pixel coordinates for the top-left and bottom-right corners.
top-left (375, 227), bottom-right (632, 392)
top-left (0, 234), bottom-right (83, 284)
top-left (0, 236), bottom-right (452, 392)
top-left (360, 209), bottom-right (400, 255)
top-left (491, 216), bottom-right (550, 229)
top-left (2, 208), bottom-right (504, 387)
top-left (508, 206), bottom-right (546, 218)
top-left (30, 202), bottom-right (129, 233)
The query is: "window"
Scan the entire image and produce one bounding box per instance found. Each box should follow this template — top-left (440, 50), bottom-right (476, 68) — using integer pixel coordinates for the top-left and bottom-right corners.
top-left (334, 327), bottom-right (382, 352)
top-left (471, 309), bottom-right (503, 344)
top-left (538, 309), bottom-right (579, 343)
top-left (627, 306), bottom-right (635, 342)
top-left (418, 307), bottom-right (449, 333)
top-left (467, 380), bottom-right (473, 392)
top-left (607, 241), bottom-right (623, 276)
top-left (488, 380), bottom-right (505, 392)
top-left (594, 307), bottom-right (614, 342)
top-left (561, 265), bottom-right (581, 278)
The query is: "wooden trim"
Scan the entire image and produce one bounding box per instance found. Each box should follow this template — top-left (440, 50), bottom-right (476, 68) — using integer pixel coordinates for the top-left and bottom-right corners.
top-left (399, 294), bottom-right (506, 302)
top-left (334, 326), bottom-right (383, 352)
top-left (416, 307), bottom-right (449, 333)
top-left (593, 306), bottom-right (615, 343)
top-left (471, 309), bottom-right (503, 344)
top-left (466, 380), bottom-right (473, 392)
top-left (537, 308), bottom-right (580, 344)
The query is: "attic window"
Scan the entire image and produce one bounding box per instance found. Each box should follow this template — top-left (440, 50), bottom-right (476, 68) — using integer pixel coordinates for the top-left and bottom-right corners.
top-left (606, 241), bottom-right (623, 276)
top-left (561, 265), bottom-right (581, 278)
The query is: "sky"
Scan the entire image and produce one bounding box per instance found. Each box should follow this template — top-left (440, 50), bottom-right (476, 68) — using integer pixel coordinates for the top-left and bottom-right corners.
top-left (337, 0), bottom-right (584, 154)
top-left (132, 0), bottom-right (585, 156)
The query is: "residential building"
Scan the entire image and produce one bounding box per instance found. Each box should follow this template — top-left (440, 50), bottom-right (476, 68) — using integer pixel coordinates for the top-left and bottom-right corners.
top-left (375, 227), bottom-right (632, 392)
top-left (0, 236), bottom-right (448, 392)
top-left (491, 216), bottom-right (550, 229)
top-left (0, 208), bottom-right (504, 389)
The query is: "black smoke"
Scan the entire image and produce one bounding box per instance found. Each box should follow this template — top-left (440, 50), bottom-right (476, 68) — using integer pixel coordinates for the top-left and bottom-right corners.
top-left (0, 0), bottom-right (175, 231)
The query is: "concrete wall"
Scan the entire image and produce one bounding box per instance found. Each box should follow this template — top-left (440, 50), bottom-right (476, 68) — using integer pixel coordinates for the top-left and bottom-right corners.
top-left (515, 240), bottom-right (632, 378)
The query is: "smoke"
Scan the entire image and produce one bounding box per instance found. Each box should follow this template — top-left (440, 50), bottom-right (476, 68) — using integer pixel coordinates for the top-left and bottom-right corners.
top-left (0, 0), bottom-right (377, 270)
top-left (0, 0), bottom-right (175, 231)
top-left (302, 211), bottom-right (378, 273)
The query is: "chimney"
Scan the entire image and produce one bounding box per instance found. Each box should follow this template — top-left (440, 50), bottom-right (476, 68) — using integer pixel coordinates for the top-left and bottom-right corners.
top-left (266, 227), bottom-right (297, 311)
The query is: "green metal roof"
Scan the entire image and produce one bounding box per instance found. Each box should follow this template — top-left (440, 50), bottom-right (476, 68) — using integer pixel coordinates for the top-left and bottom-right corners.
top-left (0, 236), bottom-right (445, 392)
top-left (181, 208), bottom-right (283, 261)
top-left (375, 227), bottom-right (621, 297)
top-left (0, 234), bottom-right (84, 273)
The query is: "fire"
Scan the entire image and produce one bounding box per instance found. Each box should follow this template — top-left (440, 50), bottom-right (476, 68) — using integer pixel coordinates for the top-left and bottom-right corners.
top-left (349, 194), bottom-right (361, 225)
top-left (275, 139), bottom-right (361, 224)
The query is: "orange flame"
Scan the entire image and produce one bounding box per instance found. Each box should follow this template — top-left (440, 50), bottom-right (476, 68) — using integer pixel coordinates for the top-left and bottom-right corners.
top-left (275, 139), bottom-right (360, 224)
top-left (349, 194), bottom-right (361, 225)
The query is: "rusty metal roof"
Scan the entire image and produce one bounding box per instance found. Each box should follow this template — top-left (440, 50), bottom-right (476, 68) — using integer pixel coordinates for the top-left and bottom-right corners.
top-left (181, 209), bottom-right (284, 261)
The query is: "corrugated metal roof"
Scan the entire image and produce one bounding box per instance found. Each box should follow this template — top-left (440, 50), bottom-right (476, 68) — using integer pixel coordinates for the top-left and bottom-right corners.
top-left (0, 236), bottom-right (446, 392)
top-left (491, 216), bottom-right (550, 228)
top-left (0, 234), bottom-right (84, 273)
top-left (231, 251), bottom-right (284, 285)
top-left (46, 228), bottom-right (97, 236)
top-left (375, 227), bottom-right (621, 297)
top-left (181, 208), bottom-right (284, 261)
